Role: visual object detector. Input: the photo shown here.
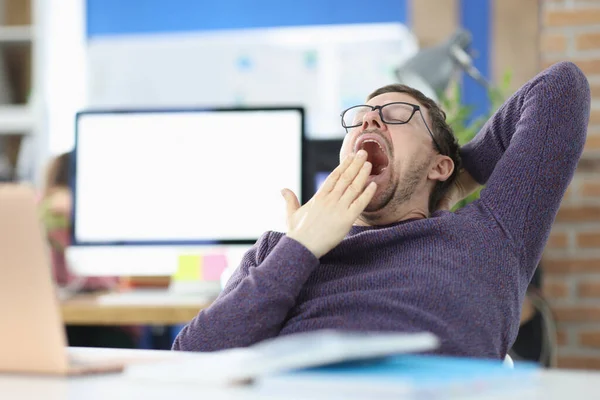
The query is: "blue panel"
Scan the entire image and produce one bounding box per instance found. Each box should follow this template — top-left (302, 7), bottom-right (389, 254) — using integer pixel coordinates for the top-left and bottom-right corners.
top-left (87, 0), bottom-right (407, 37)
top-left (460, 0), bottom-right (491, 123)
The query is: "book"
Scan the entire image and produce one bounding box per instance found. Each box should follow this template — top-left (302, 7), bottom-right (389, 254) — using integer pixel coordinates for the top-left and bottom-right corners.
top-left (256, 354), bottom-right (540, 399)
top-left (124, 330), bottom-right (440, 386)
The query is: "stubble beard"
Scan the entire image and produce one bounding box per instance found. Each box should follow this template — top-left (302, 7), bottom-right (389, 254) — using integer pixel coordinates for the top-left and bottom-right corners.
top-left (361, 158), bottom-right (429, 221)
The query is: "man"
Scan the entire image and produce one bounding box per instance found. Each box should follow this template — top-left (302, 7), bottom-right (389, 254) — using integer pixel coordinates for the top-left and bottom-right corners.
top-left (172, 62), bottom-right (590, 359)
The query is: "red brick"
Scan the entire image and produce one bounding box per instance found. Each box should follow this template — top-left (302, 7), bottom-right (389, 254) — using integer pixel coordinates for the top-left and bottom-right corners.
top-left (544, 280), bottom-right (570, 298)
top-left (545, 9), bottom-right (600, 27)
top-left (553, 306), bottom-right (600, 322)
top-left (544, 59), bottom-right (600, 75)
top-left (591, 83), bottom-right (600, 101)
top-left (578, 281), bottom-right (600, 297)
top-left (574, 59), bottom-right (600, 75)
top-left (544, 258), bottom-right (600, 274)
top-left (576, 32), bottom-right (600, 50)
top-left (557, 329), bottom-right (568, 346)
top-left (556, 206), bottom-right (600, 222)
top-left (548, 231), bottom-right (568, 248)
top-left (585, 135), bottom-right (600, 151)
top-left (542, 32), bottom-right (568, 53)
top-left (580, 331), bottom-right (600, 347)
top-left (590, 110), bottom-right (600, 125)
top-left (581, 181), bottom-right (600, 197)
top-left (577, 232), bottom-right (600, 248)
top-left (558, 356), bottom-right (600, 370)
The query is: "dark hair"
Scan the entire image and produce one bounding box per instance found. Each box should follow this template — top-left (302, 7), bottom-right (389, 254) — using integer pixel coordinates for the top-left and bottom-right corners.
top-left (367, 84), bottom-right (462, 211)
top-left (44, 152), bottom-right (71, 196)
top-left (53, 152), bottom-right (71, 187)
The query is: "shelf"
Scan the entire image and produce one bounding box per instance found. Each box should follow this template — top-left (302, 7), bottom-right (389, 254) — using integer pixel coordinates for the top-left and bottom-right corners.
top-left (0, 25), bottom-right (32, 44)
top-left (0, 104), bottom-right (33, 134)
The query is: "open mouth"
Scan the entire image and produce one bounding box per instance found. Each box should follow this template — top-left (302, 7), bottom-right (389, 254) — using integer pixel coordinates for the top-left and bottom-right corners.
top-left (358, 139), bottom-right (389, 176)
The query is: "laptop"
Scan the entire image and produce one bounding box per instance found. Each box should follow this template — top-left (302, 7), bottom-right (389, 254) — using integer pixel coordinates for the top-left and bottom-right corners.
top-left (0, 184), bottom-right (124, 375)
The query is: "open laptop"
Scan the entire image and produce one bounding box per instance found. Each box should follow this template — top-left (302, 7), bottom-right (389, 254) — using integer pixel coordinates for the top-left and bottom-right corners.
top-left (0, 184), bottom-right (124, 375)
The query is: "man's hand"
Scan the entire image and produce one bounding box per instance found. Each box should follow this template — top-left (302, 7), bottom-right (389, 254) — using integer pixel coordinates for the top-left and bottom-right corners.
top-left (281, 150), bottom-right (377, 259)
top-left (436, 169), bottom-right (480, 211)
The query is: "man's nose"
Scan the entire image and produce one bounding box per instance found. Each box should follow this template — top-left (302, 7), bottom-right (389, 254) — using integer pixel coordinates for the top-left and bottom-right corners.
top-left (362, 109), bottom-right (383, 130)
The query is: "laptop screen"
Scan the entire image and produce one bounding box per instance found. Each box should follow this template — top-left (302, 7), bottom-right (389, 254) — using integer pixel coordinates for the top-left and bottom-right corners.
top-left (72, 108), bottom-right (304, 245)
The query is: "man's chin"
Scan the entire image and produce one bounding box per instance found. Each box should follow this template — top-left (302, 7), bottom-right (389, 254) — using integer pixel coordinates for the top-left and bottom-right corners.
top-left (361, 168), bottom-right (396, 212)
top-left (363, 200), bottom-right (388, 213)
top-left (363, 184), bottom-right (393, 213)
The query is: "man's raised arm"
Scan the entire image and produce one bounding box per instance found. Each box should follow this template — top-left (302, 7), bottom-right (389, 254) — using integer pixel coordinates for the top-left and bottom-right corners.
top-left (172, 233), bottom-right (320, 351)
top-left (172, 150), bottom-right (377, 351)
top-left (460, 61), bottom-right (590, 271)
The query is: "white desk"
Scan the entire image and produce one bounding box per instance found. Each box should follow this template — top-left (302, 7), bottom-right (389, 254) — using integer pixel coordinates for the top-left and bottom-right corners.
top-left (0, 348), bottom-right (255, 400)
top-left (2, 348), bottom-right (600, 400)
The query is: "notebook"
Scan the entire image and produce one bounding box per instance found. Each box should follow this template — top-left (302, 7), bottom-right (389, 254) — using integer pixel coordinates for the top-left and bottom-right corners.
top-left (256, 354), bottom-right (540, 399)
top-left (125, 330), bottom-right (440, 386)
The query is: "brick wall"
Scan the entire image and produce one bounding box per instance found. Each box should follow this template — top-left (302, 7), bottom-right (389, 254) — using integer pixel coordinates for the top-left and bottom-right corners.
top-left (540, 0), bottom-right (600, 370)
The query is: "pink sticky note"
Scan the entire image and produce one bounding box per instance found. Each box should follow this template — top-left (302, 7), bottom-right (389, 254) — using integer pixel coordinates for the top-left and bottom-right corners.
top-left (202, 253), bottom-right (228, 281)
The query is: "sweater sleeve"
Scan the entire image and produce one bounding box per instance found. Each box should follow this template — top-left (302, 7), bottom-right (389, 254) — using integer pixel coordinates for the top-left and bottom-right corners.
top-left (460, 61), bottom-right (590, 272)
top-left (171, 232), bottom-right (320, 352)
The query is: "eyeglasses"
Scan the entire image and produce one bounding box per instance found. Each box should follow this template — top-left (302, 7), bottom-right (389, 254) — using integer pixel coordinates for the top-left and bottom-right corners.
top-left (340, 102), bottom-right (442, 153)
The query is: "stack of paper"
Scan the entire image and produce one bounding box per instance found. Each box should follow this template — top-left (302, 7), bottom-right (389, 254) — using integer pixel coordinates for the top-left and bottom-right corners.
top-left (125, 330), bottom-right (439, 386)
top-left (125, 329), bottom-right (539, 399)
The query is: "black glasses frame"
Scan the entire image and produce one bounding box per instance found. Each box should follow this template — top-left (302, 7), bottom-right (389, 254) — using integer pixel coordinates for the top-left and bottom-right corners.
top-left (340, 102), bottom-right (443, 153)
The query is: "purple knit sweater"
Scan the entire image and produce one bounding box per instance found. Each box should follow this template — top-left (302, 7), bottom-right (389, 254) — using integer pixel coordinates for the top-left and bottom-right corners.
top-left (173, 62), bottom-right (590, 359)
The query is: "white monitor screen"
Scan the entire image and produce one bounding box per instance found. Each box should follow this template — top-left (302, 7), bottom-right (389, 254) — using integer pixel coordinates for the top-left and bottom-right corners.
top-left (72, 108), bottom-right (304, 244)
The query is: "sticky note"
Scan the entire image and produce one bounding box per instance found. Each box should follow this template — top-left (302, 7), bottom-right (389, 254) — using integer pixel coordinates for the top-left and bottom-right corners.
top-left (174, 254), bottom-right (202, 281)
top-left (203, 254), bottom-right (228, 281)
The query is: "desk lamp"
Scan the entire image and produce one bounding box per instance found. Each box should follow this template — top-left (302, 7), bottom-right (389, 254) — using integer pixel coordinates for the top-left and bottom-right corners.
top-left (394, 29), bottom-right (491, 101)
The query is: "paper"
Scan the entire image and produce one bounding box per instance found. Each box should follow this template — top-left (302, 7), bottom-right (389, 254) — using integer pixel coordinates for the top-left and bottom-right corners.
top-left (203, 253), bottom-right (228, 281)
top-left (124, 330), bottom-right (440, 387)
top-left (125, 348), bottom-right (254, 386)
top-left (173, 254), bottom-right (202, 281)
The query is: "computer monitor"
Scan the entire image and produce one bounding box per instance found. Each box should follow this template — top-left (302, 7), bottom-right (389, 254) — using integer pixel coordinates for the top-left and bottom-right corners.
top-left (304, 139), bottom-right (344, 198)
top-left (71, 107), bottom-right (305, 246)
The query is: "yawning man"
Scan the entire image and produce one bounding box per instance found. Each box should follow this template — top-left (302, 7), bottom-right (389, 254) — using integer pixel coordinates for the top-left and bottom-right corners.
top-left (173, 62), bottom-right (590, 360)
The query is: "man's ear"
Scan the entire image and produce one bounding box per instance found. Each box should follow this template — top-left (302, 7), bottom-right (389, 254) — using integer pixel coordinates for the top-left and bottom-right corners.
top-left (428, 155), bottom-right (454, 182)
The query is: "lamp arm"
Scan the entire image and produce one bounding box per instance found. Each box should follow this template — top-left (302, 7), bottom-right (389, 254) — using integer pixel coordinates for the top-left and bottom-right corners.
top-left (449, 45), bottom-right (492, 90)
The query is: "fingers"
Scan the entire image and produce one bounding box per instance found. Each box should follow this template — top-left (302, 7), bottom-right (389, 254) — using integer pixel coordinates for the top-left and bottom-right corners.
top-left (339, 159), bottom-right (372, 207)
top-left (330, 150), bottom-right (368, 200)
top-left (317, 153), bottom-right (355, 195)
top-left (281, 188), bottom-right (300, 217)
top-left (349, 182), bottom-right (377, 215)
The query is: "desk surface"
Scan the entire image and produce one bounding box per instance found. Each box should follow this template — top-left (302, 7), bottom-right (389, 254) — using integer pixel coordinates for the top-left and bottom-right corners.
top-left (60, 292), bottom-right (211, 326)
top-left (2, 347), bottom-right (600, 399)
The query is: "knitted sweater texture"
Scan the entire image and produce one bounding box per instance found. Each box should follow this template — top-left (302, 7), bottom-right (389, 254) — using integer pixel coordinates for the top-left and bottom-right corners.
top-left (173, 62), bottom-right (590, 359)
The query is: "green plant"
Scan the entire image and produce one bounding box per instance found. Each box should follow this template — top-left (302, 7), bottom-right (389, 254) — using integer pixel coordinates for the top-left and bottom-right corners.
top-left (438, 70), bottom-right (513, 210)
